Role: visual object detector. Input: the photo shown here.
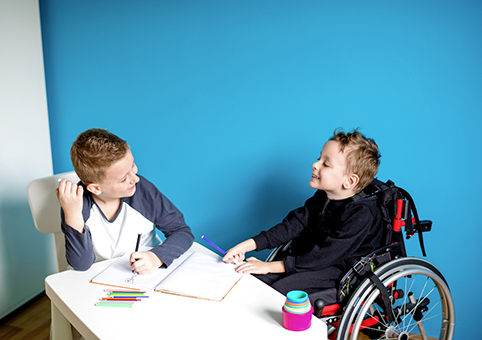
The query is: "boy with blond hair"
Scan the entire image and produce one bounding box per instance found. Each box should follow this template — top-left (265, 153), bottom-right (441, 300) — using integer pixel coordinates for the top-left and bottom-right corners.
top-left (57, 128), bottom-right (193, 273)
top-left (223, 129), bottom-right (382, 296)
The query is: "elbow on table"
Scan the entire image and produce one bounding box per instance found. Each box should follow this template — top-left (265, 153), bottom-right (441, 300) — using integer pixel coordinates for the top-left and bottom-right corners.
top-left (68, 258), bottom-right (94, 271)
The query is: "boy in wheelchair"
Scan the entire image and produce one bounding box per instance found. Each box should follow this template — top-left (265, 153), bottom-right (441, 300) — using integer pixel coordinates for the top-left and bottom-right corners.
top-left (223, 128), bottom-right (383, 299)
top-left (224, 129), bottom-right (455, 339)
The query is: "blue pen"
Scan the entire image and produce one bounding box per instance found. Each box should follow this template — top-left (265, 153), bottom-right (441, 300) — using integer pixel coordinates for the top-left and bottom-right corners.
top-left (201, 235), bottom-right (226, 255)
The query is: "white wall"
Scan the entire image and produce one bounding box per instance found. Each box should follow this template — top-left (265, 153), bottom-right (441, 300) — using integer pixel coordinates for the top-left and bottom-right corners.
top-left (0, 0), bottom-right (55, 318)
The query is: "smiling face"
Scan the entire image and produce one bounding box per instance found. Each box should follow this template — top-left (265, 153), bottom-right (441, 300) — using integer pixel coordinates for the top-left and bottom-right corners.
top-left (309, 140), bottom-right (357, 200)
top-left (90, 149), bottom-right (140, 201)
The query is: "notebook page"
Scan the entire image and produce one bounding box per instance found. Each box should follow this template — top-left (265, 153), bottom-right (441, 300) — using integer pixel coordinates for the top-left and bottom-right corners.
top-left (154, 252), bottom-right (244, 301)
top-left (91, 250), bottom-right (193, 290)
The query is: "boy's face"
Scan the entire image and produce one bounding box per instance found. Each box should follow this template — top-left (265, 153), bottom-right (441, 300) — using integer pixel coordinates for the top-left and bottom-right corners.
top-left (309, 140), bottom-right (352, 199)
top-left (95, 149), bottom-right (139, 200)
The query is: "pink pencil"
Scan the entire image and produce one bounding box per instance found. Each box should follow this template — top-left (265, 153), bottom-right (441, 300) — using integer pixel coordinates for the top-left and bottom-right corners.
top-left (104, 289), bottom-right (146, 293)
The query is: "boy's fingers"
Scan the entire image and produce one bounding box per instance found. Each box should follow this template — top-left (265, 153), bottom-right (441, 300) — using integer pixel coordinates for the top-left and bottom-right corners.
top-left (222, 252), bottom-right (235, 263)
top-left (130, 252), bottom-right (161, 275)
top-left (235, 263), bottom-right (247, 272)
top-left (130, 251), bottom-right (141, 262)
top-left (57, 180), bottom-right (65, 193)
top-left (76, 184), bottom-right (84, 196)
top-left (69, 182), bottom-right (77, 194)
top-left (57, 179), bottom-right (77, 193)
top-left (60, 180), bottom-right (71, 194)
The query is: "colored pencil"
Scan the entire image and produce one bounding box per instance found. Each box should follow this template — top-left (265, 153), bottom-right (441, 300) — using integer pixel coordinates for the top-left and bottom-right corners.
top-left (109, 295), bottom-right (148, 298)
top-left (96, 302), bottom-right (134, 308)
top-left (201, 235), bottom-right (226, 255)
top-left (104, 289), bottom-right (146, 293)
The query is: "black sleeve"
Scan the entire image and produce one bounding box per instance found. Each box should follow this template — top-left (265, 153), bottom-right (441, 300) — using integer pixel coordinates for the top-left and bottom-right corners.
top-left (252, 192), bottom-right (320, 251)
top-left (61, 190), bottom-right (96, 271)
top-left (282, 202), bottom-right (380, 274)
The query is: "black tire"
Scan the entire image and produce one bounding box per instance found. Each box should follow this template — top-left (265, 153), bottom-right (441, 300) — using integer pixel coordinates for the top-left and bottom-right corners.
top-left (336, 257), bottom-right (455, 340)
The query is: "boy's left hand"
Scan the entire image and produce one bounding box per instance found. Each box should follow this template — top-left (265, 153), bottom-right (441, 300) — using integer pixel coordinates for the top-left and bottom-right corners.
top-left (235, 257), bottom-right (272, 275)
top-left (130, 251), bottom-right (163, 275)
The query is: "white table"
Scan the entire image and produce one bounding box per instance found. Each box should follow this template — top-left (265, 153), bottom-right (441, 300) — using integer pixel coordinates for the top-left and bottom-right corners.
top-left (45, 242), bottom-right (327, 340)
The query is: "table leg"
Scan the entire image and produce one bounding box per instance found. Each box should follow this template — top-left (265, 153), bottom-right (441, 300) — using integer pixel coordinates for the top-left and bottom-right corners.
top-left (51, 301), bottom-right (73, 340)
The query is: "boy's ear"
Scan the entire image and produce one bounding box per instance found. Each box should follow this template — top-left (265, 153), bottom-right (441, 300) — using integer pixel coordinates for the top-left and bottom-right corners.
top-left (86, 183), bottom-right (102, 195)
top-left (343, 174), bottom-right (359, 190)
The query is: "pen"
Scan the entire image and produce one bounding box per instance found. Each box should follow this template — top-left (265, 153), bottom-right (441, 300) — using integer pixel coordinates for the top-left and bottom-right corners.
top-left (131, 233), bottom-right (142, 274)
top-left (135, 233), bottom-right (141, 252)
top-left (201, 235), bottom-right (226, 255)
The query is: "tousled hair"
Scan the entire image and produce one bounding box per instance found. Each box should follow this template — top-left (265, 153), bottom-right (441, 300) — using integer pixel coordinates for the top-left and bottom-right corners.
top-left (70, 128), bottom-right (129, 184)
top-left (330, 128), bottom-right (381, 193)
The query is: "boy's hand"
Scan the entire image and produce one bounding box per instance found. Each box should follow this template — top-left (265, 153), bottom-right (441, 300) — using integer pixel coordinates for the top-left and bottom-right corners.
top-left (235, 257), bottom-right (286, 275)
top-left (223, 252), bottom-right (245, 265)
top-left (223, 239), bottom-right (257, 264)
top-left (56, 179), bottom-right (85, 233)
top-left (130, 251), bottom-right (163, 275)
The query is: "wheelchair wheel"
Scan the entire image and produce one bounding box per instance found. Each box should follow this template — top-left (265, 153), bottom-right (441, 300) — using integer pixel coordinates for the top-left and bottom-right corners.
top-left (336, 257), bottom-right (455, 340)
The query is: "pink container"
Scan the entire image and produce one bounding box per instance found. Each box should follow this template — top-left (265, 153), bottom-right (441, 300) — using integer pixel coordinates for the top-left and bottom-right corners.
top-left (282, 305), bottom-right (313, 331)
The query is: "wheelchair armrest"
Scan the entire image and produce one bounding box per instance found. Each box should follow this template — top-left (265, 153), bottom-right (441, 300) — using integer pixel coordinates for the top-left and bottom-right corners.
top-left (417, 220), bottom-right (432, 233)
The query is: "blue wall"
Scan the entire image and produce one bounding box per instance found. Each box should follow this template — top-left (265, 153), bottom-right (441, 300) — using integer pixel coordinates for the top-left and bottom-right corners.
top-left (40, 1), bottom-right (481, 337)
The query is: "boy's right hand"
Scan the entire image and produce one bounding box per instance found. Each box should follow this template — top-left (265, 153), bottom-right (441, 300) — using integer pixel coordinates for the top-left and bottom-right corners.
top-left (56, 179), bottom-right (85, 233)
top-left (223, 239), bottom-right (257, 264)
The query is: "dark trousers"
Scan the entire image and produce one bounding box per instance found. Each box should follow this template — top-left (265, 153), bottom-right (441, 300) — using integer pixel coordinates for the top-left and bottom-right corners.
top-left (254, 266), bottom-right (343, 300)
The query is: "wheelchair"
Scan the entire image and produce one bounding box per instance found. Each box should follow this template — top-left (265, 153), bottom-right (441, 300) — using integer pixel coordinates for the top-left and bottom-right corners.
top-left (267, 182), bottom-right (455, 340)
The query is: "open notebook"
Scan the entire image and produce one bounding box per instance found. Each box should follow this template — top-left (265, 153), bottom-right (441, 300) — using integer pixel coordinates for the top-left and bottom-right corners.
top-left (91, 251), bottom-right (244, 302)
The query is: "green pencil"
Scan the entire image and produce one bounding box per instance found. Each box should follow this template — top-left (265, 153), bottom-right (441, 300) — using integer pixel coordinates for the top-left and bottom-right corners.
top-left (96, 302), bottom-right (134, 308)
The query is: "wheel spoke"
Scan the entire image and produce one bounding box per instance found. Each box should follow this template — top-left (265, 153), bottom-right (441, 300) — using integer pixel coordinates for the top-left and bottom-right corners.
top-left (336, 259), bottom-right (454, 340)
top-left (401, 280), bottom-right (438, 335)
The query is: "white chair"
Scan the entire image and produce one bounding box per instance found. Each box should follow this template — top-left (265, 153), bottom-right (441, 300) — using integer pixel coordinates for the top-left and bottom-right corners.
top-left (26, 171), bottom-right (80, 272)
top-left (27, 171), bottom-right (81, 340)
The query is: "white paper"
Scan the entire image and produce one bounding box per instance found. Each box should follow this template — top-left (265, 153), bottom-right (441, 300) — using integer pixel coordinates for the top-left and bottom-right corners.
top-left (91, 251), bottom-right (244, 301)
top-left (91, 250), bottom-right (193, 290)
top-left (154, 252), bottom-right (244, 301)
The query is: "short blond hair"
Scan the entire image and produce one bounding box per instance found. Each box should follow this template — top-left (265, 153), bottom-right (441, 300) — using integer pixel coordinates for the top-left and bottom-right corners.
top-left (330, 128), bottom-right (381, 193)
top-left (70, 129), bottom-right (129, 184)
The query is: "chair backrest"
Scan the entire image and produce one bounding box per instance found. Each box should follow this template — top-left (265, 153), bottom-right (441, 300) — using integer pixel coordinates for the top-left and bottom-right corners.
top-left (26, 171), bottom-right (80, 272)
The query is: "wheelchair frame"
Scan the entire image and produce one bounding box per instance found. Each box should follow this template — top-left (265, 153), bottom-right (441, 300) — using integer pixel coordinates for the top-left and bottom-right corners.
top-left (267, 188), bottom-right (455, 340)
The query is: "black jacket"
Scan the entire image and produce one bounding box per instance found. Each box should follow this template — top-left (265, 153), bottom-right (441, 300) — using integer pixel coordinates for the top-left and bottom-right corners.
top-left (252, 189), bottom-right (383, 274)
